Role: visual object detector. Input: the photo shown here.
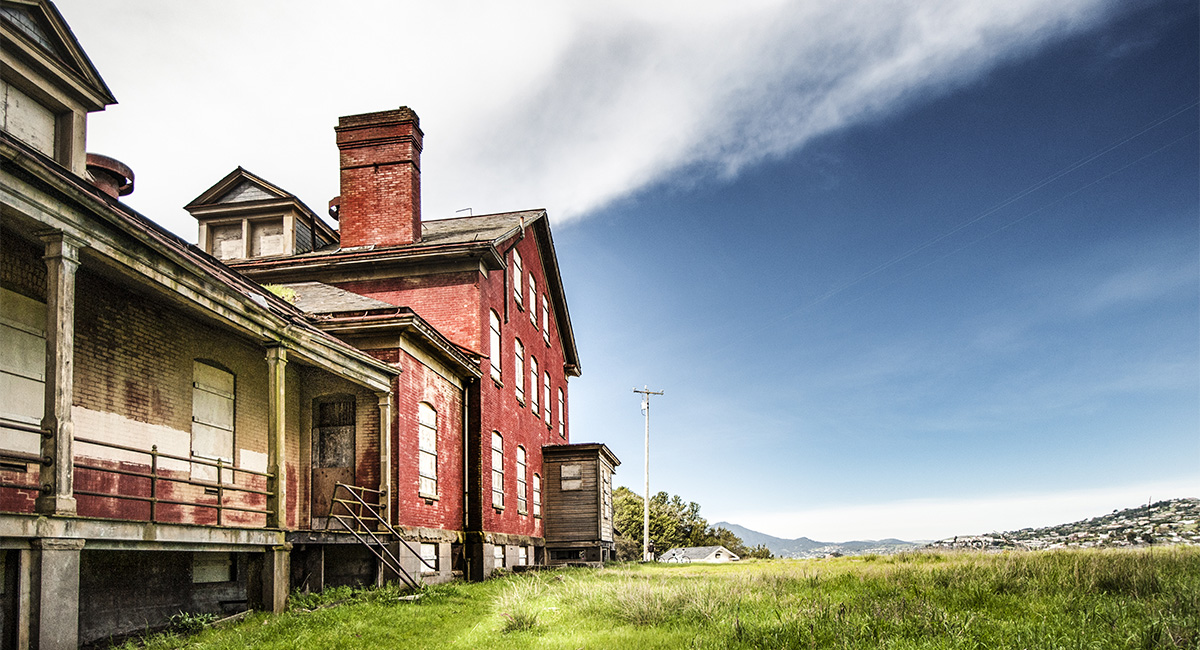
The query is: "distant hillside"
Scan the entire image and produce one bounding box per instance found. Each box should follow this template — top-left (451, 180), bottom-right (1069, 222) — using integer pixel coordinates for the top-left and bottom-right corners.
top-left (713, 522), bottom-right (921, 558)
top-left (929, 497), bottom-right (1200, 551)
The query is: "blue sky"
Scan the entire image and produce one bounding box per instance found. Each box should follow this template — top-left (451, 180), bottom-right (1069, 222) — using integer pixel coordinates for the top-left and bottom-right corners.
top-left (64, 0), bottom-right (1197, 540)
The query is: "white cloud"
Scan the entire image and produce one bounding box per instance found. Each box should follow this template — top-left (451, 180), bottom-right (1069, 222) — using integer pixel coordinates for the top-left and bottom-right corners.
top-left (731, 477), bottom-right (1200, 542)
top-left (60, 0), bottom-right (1119, 239)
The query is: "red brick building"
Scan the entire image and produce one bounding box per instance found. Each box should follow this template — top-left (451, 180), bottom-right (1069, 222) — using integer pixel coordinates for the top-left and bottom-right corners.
top-left (189, 107), bottom-right (600, 579)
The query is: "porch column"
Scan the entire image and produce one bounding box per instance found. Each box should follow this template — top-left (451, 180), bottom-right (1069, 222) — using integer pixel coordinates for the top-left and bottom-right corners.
top-left (261, 545), bottom-right (290, 613)
top-left (376, 391), bottom-right (392, 524)
top-left (35, 232), bottom-right (82, 516)
top-left (265, 346), bottom-right (287, 529)
top-left (29, 537), bottom-right (85, 650)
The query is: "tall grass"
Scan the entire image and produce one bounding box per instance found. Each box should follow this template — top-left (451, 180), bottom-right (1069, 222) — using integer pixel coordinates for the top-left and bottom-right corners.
top-left (120, 547), bottom-right (1200, 650)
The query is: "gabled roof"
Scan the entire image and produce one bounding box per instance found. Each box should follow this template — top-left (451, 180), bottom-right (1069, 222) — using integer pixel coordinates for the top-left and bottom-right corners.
top-left (231, 209), bottom-right (582, 376)
top-left (184, 167), bottom-right (339, 242)
top-left (0, 0), bottom-right (116, 109)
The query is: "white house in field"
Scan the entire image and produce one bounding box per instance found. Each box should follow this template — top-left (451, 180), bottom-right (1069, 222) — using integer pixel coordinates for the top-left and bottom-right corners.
top-left (659, 545), bottom-right (740, 563)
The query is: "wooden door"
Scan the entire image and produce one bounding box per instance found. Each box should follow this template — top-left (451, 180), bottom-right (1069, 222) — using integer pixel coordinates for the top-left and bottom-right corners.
top-left (311, 398), bottom-right (355, 524)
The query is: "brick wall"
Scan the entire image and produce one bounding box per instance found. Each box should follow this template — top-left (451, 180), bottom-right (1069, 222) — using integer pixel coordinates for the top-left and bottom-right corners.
top-left (334, 272), bottom-right (482, 351)
top-left (391, 346), bottom-right (465, 532)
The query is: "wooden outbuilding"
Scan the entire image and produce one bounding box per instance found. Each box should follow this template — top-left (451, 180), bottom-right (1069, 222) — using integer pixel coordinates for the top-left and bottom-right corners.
top-left (541, 443), bottom-right (620, 565)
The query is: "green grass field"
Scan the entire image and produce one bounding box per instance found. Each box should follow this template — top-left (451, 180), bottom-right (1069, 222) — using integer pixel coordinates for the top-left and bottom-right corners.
top-left (129, 547), bottom-right (1199, 649)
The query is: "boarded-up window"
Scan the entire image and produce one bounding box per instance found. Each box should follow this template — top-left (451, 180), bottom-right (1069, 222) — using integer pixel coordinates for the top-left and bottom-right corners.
top-left (529, 357), bottom-right (539, 414)
top-left (1, 80), bottom-right (56, 158)
top-left (516, 446), bottom-right (527, 514)
top-left (210, 223), bottom-right (243, 260)
top-left (314, 399), bottom-right (355, 468)
top-left (250, 220), bottom-right (284, 257)
top-left (0, 288), bottom-right (45, 455)
top-left (493, 543), bottom-right (505, 567)
top-left (192, 361), bottom-right (234, 483)
top-left (561, 464), bottom-right (582, 491)
top-left (512, 250), bottom-right (523, 306)
top-left (518, 546), bottom-right (528, 566)
top-left (533, 474), bottom-right (541, 517)
top-left (514, 339), bottom-right (525, 403)
top-left (418, 403), bottom-right (437, 496)
top-left (489, 310), bottom-right (501, 382)
top-left (491, 432), bottom-right (504, 509)
top-left (193, 552), bottom-right (234, 583)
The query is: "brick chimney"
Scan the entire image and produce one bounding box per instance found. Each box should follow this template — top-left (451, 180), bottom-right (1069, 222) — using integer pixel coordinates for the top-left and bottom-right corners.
top-left (334, 107), bottom-right (423, 248)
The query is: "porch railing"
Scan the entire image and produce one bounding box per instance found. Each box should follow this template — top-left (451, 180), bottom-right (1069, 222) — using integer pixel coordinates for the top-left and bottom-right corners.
top-left (0, 425), bottom-right (273, 527)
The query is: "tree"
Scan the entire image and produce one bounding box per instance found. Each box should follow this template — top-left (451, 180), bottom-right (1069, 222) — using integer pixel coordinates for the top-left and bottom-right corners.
top-left (611, 487), bottom-right (770, 561)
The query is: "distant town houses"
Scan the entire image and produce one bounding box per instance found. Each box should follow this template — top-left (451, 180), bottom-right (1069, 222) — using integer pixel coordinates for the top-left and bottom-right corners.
top-left (928, 498), bottom-right (1200, 552)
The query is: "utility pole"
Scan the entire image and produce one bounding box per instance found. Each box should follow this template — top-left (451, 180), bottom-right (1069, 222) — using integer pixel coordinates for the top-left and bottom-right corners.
top-left (634, 386), bottom-right (663, 562)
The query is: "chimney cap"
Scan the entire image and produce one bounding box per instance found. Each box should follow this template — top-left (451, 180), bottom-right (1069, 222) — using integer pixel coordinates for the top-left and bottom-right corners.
top-left (336, 106), bottom-right (420, 131)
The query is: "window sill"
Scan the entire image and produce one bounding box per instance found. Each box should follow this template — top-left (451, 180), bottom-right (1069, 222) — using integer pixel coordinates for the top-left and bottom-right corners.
top-left (518, 509), bottom-right (528, 516)
top-left (493, 506), bottom-right (505, 513)
top-left (516, 396), bottom-right (526, 406)
top-left (534, 514), bottom-right (542, 519)
top-left (419, 493), bottom-right (439, 502)
top-left (491, 375), bottom-right (503, 388)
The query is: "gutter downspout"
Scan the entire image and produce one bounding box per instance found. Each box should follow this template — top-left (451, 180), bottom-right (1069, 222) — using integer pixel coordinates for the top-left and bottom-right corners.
top-left (462, 379), bottom-right (472, 579)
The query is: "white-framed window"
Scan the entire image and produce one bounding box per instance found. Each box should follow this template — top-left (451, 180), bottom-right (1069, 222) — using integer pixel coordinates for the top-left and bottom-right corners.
top-left (494, 543), bottom-right (505, 568)
top-left (541, 294), bottom-right (550, 345)
top-left (529, 274), bottom-right (537, 325)
top-left (418, 402), bottom-right (437, 497)
top-left (543, 372), bottom-right (551, 426)
top-left (491, 431), bottom-right (504, 509)
top-left (533, 473), bottom-right (541, 517)
top-left (420, 542), bottom-right (439, 574)
top-left (557, 388), bottom-right (565, 438)
top-left (512, 250), bottom-right (523, 307)
top-left (514, 339), bottom-right (525, 404)
top-left (517, 445), bottom-right (527, 514)
top-left (529, 357), bottom-right (539, 415)
top-left (489, 310), bottom-right (502, 382)
top-left (192, 361), bottom-right (235, 483)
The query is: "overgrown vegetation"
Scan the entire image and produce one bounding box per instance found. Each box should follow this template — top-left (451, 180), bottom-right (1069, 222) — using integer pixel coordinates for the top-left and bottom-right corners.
top-left (120, 547), bottom-right (1199, 649)
top-left (613, 487), bottom-right (772, 560)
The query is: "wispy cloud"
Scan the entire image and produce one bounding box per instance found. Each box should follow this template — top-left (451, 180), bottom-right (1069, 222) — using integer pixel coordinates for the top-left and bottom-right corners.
top-left (433, 0), bottom-right (1121, 221)
top-left (66, 0), bottom-right (1121, 237)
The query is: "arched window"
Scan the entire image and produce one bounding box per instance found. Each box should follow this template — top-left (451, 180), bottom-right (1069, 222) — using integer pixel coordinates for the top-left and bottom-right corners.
top-left (489, 310), bottom-right (501, 382)
top-left (418, 403), bottom-right (437, 496)
top-left (541, 294), bottom-right (549, 345)
top-left (491, 431), bottom-right (504, 509)
top-left (516, 446), bottom-right (528, 514)
top-left (514, 339), bottom-right (525, 404)
top-left (192, 360), bottom-right (235, 483)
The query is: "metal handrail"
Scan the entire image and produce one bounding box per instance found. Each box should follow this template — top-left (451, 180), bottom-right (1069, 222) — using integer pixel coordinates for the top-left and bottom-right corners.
top-left (328, 483), bottom-right (437, 589)
top-left (0, 434), bottom-right (274, 526)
